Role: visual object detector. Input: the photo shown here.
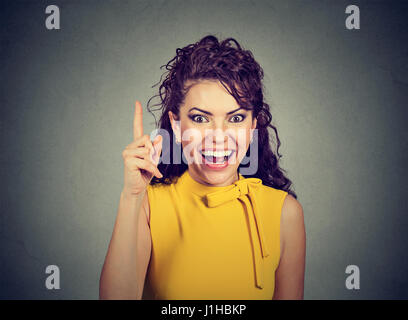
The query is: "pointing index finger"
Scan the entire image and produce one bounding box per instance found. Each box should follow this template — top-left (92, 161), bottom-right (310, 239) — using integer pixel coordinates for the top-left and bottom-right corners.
top-left (133, 100), bottom-right (143, 140)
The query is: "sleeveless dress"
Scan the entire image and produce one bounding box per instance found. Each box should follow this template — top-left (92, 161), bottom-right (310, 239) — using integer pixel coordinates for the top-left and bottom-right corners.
top-left (143, 169), bottom-right (288, 300)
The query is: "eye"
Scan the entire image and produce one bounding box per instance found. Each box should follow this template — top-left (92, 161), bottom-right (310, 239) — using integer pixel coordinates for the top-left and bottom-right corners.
top-left (230, 114), bottom-right (246, 123)
top-left (189, 114), bottom-right (209, 123)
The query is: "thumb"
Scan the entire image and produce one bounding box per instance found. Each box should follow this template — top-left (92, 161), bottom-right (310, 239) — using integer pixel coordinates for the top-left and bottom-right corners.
top-left (151, 135), bottom-right (163, 165)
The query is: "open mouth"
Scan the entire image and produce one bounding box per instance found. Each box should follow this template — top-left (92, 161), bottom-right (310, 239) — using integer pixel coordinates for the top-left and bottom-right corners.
top-left (199, 150), bottom-right (235, 164)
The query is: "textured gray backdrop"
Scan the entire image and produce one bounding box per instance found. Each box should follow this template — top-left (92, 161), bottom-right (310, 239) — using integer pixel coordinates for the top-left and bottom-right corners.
top-left (1, 0), bottom-right (407, 299)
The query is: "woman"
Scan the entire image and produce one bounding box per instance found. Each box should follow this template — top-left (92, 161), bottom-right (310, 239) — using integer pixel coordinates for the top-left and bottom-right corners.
top-left (99, 35), bottom-right (305, 300)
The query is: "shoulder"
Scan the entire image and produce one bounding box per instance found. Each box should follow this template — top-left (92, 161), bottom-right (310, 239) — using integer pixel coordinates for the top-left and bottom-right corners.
top-left (145, 182), bottom-right (176, 225)
top-left (280, 194), bottom-right (306, 246)
top-left (282, 194), bottom-right (304, 221)
top-left (257, 184), bottom-right (288, 204)
top-left (255, 183), bottom-right (304, 221)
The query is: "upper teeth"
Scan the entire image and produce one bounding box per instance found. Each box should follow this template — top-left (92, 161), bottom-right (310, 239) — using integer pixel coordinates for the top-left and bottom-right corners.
top-left (201, 150), bottom-right (233, 157)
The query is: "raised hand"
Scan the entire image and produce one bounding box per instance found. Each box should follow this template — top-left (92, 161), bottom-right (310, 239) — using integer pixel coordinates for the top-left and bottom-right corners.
top-left (121, 100), bottom-right (163, 196)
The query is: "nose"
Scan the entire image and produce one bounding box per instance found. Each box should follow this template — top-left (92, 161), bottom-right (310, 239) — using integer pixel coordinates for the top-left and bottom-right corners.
top-left (212, 128), bottom-right (228, 144)
top-left (203, 127), bottom-right (234, 150)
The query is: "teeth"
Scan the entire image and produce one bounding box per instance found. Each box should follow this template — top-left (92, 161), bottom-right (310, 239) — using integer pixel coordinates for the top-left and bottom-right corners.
top-left (201, 150), bottom-right (233, 157)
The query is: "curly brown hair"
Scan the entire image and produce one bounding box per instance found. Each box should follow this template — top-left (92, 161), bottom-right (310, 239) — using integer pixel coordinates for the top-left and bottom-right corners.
top-left (146, 34), bottom-right (297, 199)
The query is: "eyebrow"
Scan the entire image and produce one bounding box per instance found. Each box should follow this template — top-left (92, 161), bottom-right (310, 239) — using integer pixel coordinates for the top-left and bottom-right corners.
top-left (188, 107), bottom-right (244, 115)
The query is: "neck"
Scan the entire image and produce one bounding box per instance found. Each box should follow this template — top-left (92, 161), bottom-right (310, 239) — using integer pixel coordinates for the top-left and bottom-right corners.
top-left (187, 168), bottom-right (239, 187)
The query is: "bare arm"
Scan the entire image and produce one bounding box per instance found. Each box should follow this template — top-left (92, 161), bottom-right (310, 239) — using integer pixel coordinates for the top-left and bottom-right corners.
top-left (99, 101), bottom-right (161, 300)
top-left (272, 194), bottom-right (306, 300)
top-left (99, 190), bottom-right (151, 300)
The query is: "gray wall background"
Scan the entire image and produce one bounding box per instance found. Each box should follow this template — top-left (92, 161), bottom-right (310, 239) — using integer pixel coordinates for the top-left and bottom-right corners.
top-left (1, 0), bottom-right (407, 299)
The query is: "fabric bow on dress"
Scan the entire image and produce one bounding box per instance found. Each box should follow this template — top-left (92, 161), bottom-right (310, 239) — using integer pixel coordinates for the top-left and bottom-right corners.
top-left (204, 177), bottom-right (269, 289)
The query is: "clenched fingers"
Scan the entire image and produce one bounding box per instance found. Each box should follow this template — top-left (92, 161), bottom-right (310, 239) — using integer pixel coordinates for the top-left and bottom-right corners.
top-left (125, 134), bottom-right (154, 152)
top-left (122, 147), bottom-right (150, 160)
top-left (124, 157), bottom-right (163, 179)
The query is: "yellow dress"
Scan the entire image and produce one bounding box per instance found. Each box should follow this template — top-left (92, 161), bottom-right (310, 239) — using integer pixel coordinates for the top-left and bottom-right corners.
top-left (144, 169), bottom-right (288, 300)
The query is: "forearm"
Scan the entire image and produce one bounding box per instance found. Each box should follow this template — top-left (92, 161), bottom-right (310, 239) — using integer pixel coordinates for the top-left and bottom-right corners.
top-left (99, 190), bottom-right (145, 299)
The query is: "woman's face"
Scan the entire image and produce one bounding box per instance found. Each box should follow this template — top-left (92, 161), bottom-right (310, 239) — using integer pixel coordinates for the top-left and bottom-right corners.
top-left (169, 79), bottom-right (257, 187)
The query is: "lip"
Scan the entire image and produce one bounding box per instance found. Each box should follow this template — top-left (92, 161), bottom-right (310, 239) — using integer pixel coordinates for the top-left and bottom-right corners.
top-left (200, 149), bottom-right (235, 152)
top-left (199, 150), bottom-right (235, 170)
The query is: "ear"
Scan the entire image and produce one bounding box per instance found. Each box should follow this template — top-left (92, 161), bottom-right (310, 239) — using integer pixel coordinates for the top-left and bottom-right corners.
top-left (251, 116), bottom-right (257, 130)
top-left (168, 111), bottom-right (181, 143)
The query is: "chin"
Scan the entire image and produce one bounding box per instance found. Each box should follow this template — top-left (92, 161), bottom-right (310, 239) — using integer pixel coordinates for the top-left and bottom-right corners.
top-left (197, 166), bottom-right (238, 184)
